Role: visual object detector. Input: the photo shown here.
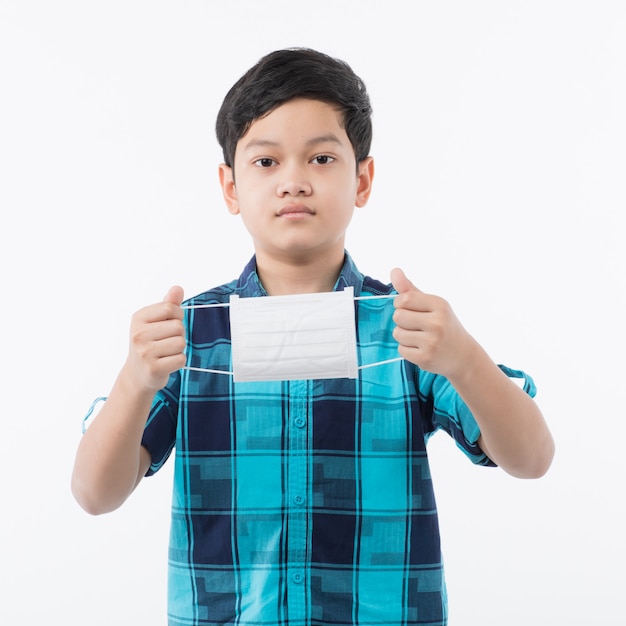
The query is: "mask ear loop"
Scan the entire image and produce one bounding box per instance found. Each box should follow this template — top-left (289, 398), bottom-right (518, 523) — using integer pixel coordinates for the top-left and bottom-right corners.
top-left (354, 294), bottom-right (403, 369)
top-left (181, 301), bottom-right (235, 375)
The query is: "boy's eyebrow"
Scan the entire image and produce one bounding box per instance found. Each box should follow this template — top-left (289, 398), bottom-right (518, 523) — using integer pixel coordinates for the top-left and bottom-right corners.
top-left (304, 133), bottom-right (343, 147)
top-left (242, 134), bottom-right (343, 151)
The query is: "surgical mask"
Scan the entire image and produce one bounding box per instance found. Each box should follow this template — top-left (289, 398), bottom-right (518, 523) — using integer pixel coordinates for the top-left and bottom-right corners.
top-left (184, 287), bottom-right (402, 383)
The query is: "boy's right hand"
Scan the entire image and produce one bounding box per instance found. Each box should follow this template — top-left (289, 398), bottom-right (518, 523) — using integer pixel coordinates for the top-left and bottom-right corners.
top-left (125, 286), bottom-right (187, 392)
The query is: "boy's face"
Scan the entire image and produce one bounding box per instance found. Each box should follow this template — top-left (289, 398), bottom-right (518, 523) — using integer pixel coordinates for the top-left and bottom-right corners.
top-left (219, 98), bottom-right (373, 266)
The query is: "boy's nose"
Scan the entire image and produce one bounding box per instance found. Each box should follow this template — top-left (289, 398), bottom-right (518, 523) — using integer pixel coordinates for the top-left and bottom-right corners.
top-left (276, 166), bottom-right (312, 196)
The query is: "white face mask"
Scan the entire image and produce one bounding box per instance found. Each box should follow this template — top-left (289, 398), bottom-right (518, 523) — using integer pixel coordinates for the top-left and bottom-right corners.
top-left (229, 287), bottom-right (358, 382)
top-left (184, 288), bottom-right (401, 383)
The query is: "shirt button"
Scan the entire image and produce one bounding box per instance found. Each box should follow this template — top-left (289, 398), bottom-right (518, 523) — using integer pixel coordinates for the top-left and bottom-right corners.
top-left (293, 494), bottom-right (306, 506)
top-left (294, 417), bottom-right (306, 428)
top-left (292, 571), bottom-right (304, 584)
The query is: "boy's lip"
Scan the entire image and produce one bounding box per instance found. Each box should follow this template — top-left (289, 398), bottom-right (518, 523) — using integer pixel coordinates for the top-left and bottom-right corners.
top-left (276, 204), bottom-right (315, 217)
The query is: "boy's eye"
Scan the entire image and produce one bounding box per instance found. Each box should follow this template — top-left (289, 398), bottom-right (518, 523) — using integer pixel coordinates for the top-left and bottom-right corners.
top-left (312, 155), bottom-right (334, 165)
top-left (254, 158), bottom-right (276, 168)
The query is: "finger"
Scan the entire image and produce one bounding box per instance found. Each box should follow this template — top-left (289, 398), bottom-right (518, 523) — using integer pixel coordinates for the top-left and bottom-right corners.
top-left (151, 333), bottom-right (187, 359)
top-left (390, 268), bottom-right (421, 295)
top-left (147, 318), bottom-right (186, 343)
top-left (131, 318), bottom-right (185, 351)
top-left (155, 285), bottom-right (185, 322)
top-left (391, 268), bottom-right (433, 313)
top-left (163, 285), bottom-right (184, 306)
top-left (393, 308), bottom-right (429, 332)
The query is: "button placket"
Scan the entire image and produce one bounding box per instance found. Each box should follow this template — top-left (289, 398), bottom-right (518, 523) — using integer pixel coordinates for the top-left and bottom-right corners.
top-left (286, 380), bottom-right (309, 621)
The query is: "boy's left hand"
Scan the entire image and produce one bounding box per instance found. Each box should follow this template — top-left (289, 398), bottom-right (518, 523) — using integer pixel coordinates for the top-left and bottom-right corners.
top-left (391, 268), bottom-right (476, 380)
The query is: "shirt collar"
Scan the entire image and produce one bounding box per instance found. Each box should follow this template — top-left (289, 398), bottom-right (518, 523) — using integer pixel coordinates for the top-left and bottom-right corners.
top-left (235, 251), bottom-right (364, 297)
top-left (333, 251), bottom-right (365, 294)
top-left (234, 255), bottom-right (267, 297)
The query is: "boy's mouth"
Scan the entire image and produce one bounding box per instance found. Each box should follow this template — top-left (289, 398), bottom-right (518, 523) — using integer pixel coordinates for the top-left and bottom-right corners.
top-left (276, 204), bottom-right (315, 217)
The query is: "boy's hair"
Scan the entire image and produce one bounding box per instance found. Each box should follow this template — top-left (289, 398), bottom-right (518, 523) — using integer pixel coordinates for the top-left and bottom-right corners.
top-left (216, 48), bottom-right (373, 169)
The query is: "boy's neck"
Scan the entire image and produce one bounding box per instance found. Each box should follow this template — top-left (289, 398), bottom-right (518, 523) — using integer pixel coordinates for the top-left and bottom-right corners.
top-left (255, 250), bottom-right (345, 295)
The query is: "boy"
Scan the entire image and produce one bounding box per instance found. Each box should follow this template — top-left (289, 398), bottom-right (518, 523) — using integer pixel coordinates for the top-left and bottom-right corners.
top-left (72, 48), bottom-right (554, 625)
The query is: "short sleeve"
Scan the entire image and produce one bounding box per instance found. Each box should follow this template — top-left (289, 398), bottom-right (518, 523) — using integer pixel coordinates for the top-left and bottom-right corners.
top-left (417, 364), bottom-right (536, 467)
top-left (141, 371), bottom-right (181, 476)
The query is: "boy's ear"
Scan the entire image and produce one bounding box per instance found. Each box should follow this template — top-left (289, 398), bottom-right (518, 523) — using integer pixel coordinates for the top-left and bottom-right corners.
top-left (355, 157), bottom-right (374, 208)
top-left (219, 164), bottom-right (240, 215)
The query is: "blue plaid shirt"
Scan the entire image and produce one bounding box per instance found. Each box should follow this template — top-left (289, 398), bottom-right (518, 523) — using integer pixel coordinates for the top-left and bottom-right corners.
top-left (142, 253), bottom-right (528, 626)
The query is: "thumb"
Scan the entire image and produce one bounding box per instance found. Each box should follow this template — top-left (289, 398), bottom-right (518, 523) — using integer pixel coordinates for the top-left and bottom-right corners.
top-left (390, 268), bottom-right (420, 294)
top-left (163, 285), bottom-right (184, 306)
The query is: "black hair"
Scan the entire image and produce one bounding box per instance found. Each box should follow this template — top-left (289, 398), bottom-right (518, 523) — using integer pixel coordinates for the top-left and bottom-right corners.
top-left (216, 48), bottom-right (372, 169)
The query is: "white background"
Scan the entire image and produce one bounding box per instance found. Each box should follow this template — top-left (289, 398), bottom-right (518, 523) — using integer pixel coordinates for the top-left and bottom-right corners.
top-left (1, 1), bottom-right (624, 624)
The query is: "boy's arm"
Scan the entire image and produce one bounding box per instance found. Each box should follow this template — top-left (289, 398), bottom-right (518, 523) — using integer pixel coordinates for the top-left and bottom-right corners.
top-left (391, 269), bottom-right (554, 479)
top-left (71, 287), bottom-right (186, 515)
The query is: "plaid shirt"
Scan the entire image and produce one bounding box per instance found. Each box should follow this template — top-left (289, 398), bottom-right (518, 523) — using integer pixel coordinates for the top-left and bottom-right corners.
top-left (142, 253), bottom-right (526, 626)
